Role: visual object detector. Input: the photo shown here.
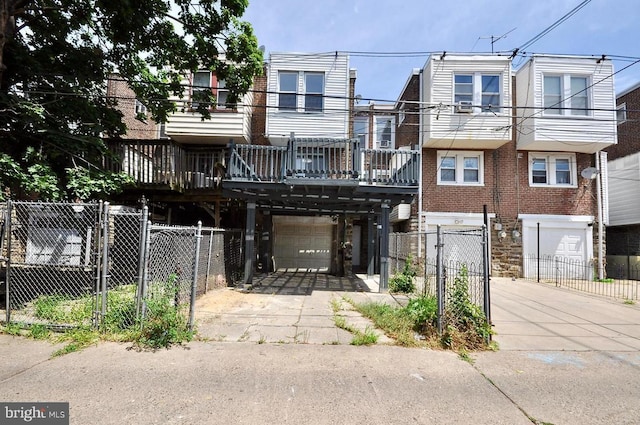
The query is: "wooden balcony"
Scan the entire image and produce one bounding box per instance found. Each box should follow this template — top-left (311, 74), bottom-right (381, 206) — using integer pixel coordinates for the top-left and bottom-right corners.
top-left (106, 138), bottom-right (420, 213)
top-left (223, 138), bottom-right (420, 214)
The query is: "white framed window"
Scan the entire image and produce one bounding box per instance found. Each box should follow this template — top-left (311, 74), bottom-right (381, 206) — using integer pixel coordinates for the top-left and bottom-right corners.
top-left (543, 74), bottom-right (590, 116)
top-left (134, 99), bottom-right (147, 115)
top-left (278, 71), bottom-right (298, 111)
top-left (374, 116), bottom-right (395, 149)
top-left (617, 103), bottom-right (627, 124)
top-left (528, 153), bottom-right (577, 187)
top-left (215, 79), bottom-right (232, 109)
top-left (353, 116), bottom-right (368, 147)
top-left (437, 151), bottom-right (484, 185)
top-left (304, 72), bottom-right (324, 112)
top-left (192, 71), bottom-right (212, 109)
top-left (454, 73), bottom-right (501, 113)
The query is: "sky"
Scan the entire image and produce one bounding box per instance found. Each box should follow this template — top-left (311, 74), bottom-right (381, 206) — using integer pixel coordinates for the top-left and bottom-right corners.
top-left (243, 0), bottom-right (640, 103)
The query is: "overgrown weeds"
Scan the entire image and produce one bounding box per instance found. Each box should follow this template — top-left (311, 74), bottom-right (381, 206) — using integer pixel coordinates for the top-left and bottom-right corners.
top-left (1, 276), bottom-right (194, 355)
top-left (389, 255), bottom-right (418, 294)
top-left (351, 265), bottom-right (493, 351)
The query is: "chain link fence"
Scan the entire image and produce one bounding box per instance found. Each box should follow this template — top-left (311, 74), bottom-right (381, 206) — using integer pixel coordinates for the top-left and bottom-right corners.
top-left (389, 226), bottom-right (489, 336)
top-left (1, 201), bottom-right (244, 332)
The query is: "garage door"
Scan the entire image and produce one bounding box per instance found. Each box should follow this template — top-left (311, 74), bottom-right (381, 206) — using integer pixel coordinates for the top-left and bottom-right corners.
top-left (521, 216), bottom-right (592, 279)
top-left (273, 216), bottom-right (333, 272)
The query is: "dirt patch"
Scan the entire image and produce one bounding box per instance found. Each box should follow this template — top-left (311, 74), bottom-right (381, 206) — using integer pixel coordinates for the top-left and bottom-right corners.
top-left (195, 288), bottom-right (267, 315)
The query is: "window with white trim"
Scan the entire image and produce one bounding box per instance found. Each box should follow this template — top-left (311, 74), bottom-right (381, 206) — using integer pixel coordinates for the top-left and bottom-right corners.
top-left (454, 73), bottom-right (501, 113)
top-left (437, 151), bottom-right (484, 185)
top-left (278, 71), bottom-right (298, 111)
top-left (528, 153), bottom-right (577, 187)
top-left (543, 74), bottom-right (590, 116)
top-left (398, 102), bottom-right (406, 123)
top-left (617, 103), bottom-right (627, 124)
top-left (134, 99), bottom-right (147, 115)
top-left (191, 71), bottom-right (233, 110)
top-left (374, 116), bottom-right (395, 149)
top-left (304, 72), bottom-right (324, 112)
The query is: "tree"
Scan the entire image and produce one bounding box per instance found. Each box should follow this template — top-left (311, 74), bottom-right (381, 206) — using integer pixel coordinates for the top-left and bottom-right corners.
top-left (0, 0), bottom-right (263, 200)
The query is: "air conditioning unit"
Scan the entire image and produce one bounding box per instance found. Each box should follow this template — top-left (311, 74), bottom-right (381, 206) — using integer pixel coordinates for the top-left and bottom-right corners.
top-left (379, 139), bottom-right (391, 148)
top-left (455, 101), bottom-right (474, 113)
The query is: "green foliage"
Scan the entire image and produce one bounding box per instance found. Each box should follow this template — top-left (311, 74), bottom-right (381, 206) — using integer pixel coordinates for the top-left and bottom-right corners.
top-left (350, 326), bottom-right (378, 346)
top-left (135, 280), bottom-right (193, 349)
top-left (442, 265), bottom-right (493, 350)
top-left (29, 324), bottom-right (51, 340)
top-left (0, 0), bottom-right (263, 199)
top-left (389, 255), bottom-right (418, 294)
top-left (1, 321), bottom-right (24, 336)
top-left (353, 301), bottom-right (425, 347)
top-left (66, 167), bottom-right (135, 201)
top-left (33, 293), bottom-right (93, 325)
top-left (100, 285), bottom-right (138, 333)
top-left (52, 327), bottom-right (100, 357)
top-left (404, 295), bottom-right (438, 331)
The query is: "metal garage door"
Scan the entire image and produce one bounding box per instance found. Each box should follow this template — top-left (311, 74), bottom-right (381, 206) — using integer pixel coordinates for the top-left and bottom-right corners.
top-left (273, 216), bottom-right (333, 272)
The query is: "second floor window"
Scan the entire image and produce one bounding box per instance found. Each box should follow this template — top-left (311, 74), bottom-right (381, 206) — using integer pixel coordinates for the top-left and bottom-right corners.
top-left (305, 72), bottom-right (324, 112)
top-left (617, 103), bottom-right (627, 124)
top-left (135, 99), bottom-right (147, 115)
top-left (279, 72), bottom-right (298, 111)
top-left (374, 116), bottom-right (395, 149)
top-left (278, 71), bottom-right (325, 112)
top-left (353, 117), bottom-right (368, 147)
top-left (543, 75), bottom-right (589, 116)
top-left (454, 74), bottom-right (501, 113)
top-left (192, 71), bottom-right (233, 110)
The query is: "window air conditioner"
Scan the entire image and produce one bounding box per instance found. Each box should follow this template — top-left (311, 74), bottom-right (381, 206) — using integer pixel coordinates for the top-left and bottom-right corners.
top-left (455, 101), bottom-right (474, 113)
top-left (379, 139), bottom-right (391, 148)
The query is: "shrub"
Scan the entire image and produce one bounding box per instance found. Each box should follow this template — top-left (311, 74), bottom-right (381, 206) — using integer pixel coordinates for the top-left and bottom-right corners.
top-left (389, 255), bottom-right (418, 293)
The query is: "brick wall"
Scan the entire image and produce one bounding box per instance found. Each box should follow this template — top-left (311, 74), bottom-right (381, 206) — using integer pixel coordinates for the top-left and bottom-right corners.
top-left (606, 85), bottom-right (640, 161)
top-left (396, 74), bottom-right (420, 149)
top-left (250, 67), bottom-right (269, 145)
top-left (106, 76), bottom-right (159, 140)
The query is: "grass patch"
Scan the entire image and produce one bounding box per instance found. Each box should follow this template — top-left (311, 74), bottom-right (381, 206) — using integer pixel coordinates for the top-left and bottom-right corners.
top-left (350, 326), bottom-right (378, 346)
top-left (350, 267), bottom-right (493, 352)
top-left (595, 278), bottom-right (615, 283)
top-left (52, 327), bottom-right (100, 357)
top-left (1, 321), bottom-right (24, 336)
top-left (623, 299), bottom-right (636, 305)
top-left (388, 255), bottom-right (418, 294)
top-left (29, 323), bottom-right (51, 340)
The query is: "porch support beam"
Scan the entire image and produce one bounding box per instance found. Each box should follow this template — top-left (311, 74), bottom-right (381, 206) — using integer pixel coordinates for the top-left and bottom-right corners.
top-left (243, 201), bottom-right (256, 285)
top-left (379, 204), bottom-right (390, 291)
top-left (367, 213), bottom-right (375, 278)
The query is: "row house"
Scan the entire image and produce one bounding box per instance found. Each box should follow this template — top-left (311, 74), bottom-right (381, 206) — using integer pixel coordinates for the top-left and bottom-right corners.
top-left (106, 52), bottom-right (421, 286)
top-left (395, 53), bottom-right (616, 277)
top-left (605, 82), bottom-right (640, 278)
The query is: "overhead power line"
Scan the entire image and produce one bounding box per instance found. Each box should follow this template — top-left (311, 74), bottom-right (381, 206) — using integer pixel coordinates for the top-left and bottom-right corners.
top-left (510, 0), bottom-right (592, 58)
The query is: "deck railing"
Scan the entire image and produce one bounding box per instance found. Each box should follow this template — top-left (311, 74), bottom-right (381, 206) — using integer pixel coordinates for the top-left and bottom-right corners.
top-left (227, 139), bottom-right (420, 186)
top-left (107, 138), bottom-right (420, 189)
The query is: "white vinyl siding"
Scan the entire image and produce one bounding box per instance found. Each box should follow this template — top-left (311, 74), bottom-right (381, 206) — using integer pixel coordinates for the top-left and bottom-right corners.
top-left (422, 55), bottom-right (512, 149)
top-left (266, 52), bottom-right (350, 145)
top-left (164, 72), bottom-right (253, 144)
top-left (515, 56), bottom-right (617, 153)
top-left (608, 153), bottom-right (640, 226)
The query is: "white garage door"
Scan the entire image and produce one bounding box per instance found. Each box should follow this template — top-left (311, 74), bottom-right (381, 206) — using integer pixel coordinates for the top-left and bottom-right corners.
top-left (521, 216), bottom-right (592, 279)
top-left (273, 216), bottom-right (333, 272)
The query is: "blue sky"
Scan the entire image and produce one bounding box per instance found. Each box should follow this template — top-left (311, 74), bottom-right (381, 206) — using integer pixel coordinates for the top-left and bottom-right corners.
top-left (243, 0), bottom-right (640, 102)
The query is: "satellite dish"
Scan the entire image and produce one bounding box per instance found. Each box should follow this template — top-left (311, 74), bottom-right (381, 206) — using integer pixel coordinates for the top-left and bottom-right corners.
top-left (581, 167), bottom-right (599, 180)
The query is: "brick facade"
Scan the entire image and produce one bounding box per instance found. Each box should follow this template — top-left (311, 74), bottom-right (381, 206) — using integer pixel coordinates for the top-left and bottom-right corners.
top-left (250, 68), bottom-right (269, 145)
top-left (606, 82), bottom-right (640, 161)
top-left (106, 75), bottom-right (159, 140)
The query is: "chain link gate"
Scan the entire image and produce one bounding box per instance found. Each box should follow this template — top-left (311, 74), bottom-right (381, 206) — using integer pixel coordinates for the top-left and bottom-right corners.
top-left (389, 226), bottom-right (490, 338)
